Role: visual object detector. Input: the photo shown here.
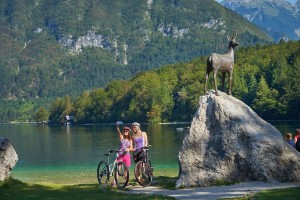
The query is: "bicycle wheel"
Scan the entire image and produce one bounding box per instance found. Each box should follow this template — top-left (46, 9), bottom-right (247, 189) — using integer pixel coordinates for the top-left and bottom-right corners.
top-left (114, 162), bottom-right (129, 189)
top-left (97, 161), bottom-right (110, 186)
top-left (134, 161), bottom-right (153, 187)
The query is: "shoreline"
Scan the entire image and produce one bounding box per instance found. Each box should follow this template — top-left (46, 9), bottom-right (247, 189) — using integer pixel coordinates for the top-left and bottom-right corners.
top-left (2, 120), bottom-right (300, 125)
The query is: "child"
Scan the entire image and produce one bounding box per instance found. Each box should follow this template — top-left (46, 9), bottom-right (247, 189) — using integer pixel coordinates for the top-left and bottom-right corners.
top-left (285, 133), bottom-right (295, 148)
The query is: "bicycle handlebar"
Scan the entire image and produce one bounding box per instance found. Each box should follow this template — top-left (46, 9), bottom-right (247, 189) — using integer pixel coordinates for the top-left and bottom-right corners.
top-left (105, 149), bottom-right (127, 155)
top-left (139, 145), bottom-right (151, 150)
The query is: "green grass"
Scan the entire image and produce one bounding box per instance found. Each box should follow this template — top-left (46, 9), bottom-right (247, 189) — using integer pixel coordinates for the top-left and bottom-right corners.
top-left (5, 167), bottom-right (300, 200)
top-left (0, 178), bottom-right (174, 200)
top-left (1, 168), bottom-right (178, 200)
top-left (124, 167), bottom-right (178, 190)
top-left (214, 179), bottom-right (239, 186)
top-left (221, 187), bottom-right (300, 200)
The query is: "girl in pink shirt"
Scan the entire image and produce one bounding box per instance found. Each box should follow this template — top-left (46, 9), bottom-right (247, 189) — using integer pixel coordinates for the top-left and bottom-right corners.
top-left (116, 124), bottom-right (133, 167)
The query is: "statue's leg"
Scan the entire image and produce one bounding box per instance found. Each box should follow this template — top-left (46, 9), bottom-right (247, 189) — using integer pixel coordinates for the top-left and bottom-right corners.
top-left (213, 70), bottom-right (219, 96)
top-left (204, 73), bottom-right (208, 95)
top-left (222, 72), bottom-right (226, 92)
top-left (228, 71), bottom-right (232, 95)
top-left (204, 69), bottom-right (211, 95)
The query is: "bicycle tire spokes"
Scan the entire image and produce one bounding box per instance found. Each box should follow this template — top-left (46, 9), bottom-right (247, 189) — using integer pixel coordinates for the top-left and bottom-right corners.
top-left (114, 162), bottom-right (129, 189)
top-left (134, 161), bottom-right (153, 187)
top-left (97, 161), bottom-right (110, 187)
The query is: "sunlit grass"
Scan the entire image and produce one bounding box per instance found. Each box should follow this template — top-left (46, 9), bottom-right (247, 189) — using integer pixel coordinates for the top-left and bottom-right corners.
top-left (12, 167), bottom-right (179, 187)
top-left (9, 167), bottom-right (300, 200)
top-left (0, 178), bottom-right (175, 200)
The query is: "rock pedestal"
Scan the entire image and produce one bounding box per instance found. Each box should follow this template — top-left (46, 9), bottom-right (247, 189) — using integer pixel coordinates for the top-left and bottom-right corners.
top-left (0, 137), bottom-right (18, 181)
top-left (176, 91), bottom-right (300, 188)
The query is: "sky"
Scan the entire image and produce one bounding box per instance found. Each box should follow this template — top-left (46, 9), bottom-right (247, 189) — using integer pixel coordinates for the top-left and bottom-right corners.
top-left (215, 0), bottom-right (298, 3)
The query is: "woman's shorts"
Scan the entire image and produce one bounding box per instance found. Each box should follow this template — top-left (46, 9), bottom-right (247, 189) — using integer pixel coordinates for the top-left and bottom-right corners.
top-left (133, 149), bottom-right (145, 163)
top-left (117, 153), bottom-right (131, 167)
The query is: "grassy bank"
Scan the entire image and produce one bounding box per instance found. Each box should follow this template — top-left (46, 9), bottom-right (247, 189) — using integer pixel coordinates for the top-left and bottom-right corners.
top-left (0, 178), bottom-right (175, 200)
top-left (3, 168), bottom-right (300, 200)
top-left (1, 168), bottom-right (178, 200)
top-left (11, 166), bottom-right (179, 186)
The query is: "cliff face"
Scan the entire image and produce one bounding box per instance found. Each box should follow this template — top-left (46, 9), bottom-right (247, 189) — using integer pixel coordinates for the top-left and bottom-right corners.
top-left (176, 90), bottom-right (300, 188)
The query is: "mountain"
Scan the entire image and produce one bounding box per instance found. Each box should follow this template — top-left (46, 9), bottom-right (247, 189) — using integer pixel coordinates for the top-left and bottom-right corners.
top-left (46, 40), bottom-right (300, 124)
top-left (0, 0), bottom-right (272, 101)
top-left (220, 0), bottom-right (300, 41)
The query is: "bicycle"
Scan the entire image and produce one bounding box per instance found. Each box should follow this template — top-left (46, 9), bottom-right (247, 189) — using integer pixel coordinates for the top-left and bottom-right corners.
top-left (97, 149), bottom-right (129, 189)
top-left (134, 145), bottom-right (154, 187)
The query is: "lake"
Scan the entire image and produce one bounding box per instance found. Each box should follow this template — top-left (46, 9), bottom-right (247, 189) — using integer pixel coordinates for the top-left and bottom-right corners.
top-left (1, 121), bottom-right (299, 184)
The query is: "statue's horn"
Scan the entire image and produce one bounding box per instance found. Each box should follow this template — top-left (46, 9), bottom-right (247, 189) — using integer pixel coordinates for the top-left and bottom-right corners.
top-left (232, 31), bottom-right (238, 38)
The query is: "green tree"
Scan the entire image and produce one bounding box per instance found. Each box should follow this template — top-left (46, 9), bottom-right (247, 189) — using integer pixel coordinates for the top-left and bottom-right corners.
top-left (146, 104), bottom-right (162, 124)
top-left (33, 106), bottom-right (49, 123)
top-left (252, 76), bottom-right (279, 119)
top-left (49, 96), bottom-right (74, 124)
top-left (105, 80), bottom-right (130, 121)
top-left (17, 101), bottom-right (35, 122)
top-left (89, 88), bottom-right (112, 123)
top-left (61, 95), bottom-right (74, 118)
top-left (73, 91), bottom-right (92, 123)
top-left (246, 74), bottom-right (258, 105)
top-left (49, 97), bottom-right (64, 124)
top-left (233, 71), bottom-right (248, 100)
top-left (127, 71), bottom-right (173, 122)
top-left (286, 52), bottom-right (300, 119)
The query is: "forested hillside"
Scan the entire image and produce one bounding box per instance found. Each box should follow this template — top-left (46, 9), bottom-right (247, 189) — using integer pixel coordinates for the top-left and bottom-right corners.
top-left (0, 0), bottom-right (271, 101)
top-left (40, 40), bottom-right (300, 124)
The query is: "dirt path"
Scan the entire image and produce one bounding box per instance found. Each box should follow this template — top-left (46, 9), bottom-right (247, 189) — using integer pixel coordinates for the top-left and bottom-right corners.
top-left (125, 181), bottom-right (300, 200)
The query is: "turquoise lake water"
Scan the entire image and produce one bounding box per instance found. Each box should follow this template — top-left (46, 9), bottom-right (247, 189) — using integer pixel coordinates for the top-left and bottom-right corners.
top-left (2, 123), bottom-right (187, 184)
top-left (1, 121), bottom-right (299, 184)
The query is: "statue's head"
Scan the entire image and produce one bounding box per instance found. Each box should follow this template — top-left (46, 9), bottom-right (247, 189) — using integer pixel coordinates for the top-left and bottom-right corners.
top-left (227, 32), bottom-right (239, 49)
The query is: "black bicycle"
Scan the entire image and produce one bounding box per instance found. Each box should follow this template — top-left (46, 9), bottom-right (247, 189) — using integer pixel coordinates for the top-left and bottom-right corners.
top-left (134, 145), bottom-right (154, 187)
top-left (97, 149), bottom-right (129, 189)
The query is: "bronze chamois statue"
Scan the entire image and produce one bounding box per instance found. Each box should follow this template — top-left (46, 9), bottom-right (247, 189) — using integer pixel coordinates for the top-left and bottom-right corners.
top-left (204, 33), bottom-right (239, 96)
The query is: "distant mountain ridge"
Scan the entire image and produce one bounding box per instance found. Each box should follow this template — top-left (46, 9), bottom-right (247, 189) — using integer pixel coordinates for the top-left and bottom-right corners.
top-left (0, 0), bottom-right (272, 100)
top-left (220, 0), bottom-right (300, 41)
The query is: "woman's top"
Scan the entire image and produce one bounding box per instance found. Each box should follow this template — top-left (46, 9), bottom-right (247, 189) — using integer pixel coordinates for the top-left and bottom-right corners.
top-left (134, 135), bottom-right (144, 150)
top-left (119, 139), bottom-right (130, 155)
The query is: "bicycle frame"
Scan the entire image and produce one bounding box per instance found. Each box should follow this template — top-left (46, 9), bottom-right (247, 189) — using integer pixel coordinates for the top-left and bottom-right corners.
top-left (140, 145), bottom-right (151, 164)
top-left (105, 150), bottom-right (119, 176)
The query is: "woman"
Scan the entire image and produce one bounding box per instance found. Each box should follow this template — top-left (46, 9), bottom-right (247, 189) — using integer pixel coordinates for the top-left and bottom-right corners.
top-left (116, 123), bottom-right (133, 167)
top-left (112, 123), bottom-right (132, 187)
top-left (131, 122), bottom-right (148, 163)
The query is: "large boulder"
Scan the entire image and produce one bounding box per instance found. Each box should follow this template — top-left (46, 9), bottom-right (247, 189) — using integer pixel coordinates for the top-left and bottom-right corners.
top-left (0, 137), bottom-right (18, 181)
top-left (176, 91), bottom-right (300, 188)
